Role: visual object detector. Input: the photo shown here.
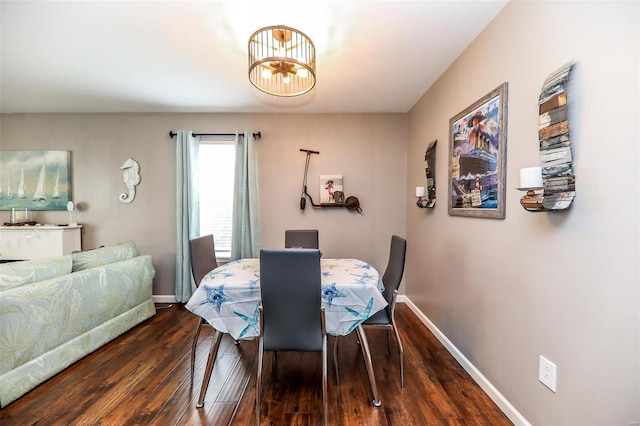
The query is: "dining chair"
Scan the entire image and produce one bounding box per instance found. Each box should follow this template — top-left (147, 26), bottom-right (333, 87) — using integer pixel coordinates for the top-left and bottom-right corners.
top-left (188, 234), bottom-right (218, 389)
top-left (257, 248), bottom-right (328, 426)
top-left (284, 229), bottom-right (319, 249)
top-left (334, 235), bottom-right (407, 388)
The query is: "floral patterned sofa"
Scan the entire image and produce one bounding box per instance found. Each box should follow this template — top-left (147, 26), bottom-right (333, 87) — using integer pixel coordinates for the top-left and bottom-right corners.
top-left (0, 241), bottom-right (156, 407)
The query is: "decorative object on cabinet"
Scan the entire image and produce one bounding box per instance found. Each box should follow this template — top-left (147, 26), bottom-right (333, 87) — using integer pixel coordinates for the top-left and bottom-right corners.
top-left (448, 83), bottom-right (508, 219)
top-left (248, 25), bottom-right (316, 97)
top-left (299, 149), bottom-right (362, 213)
top-left (10, 208), bottom-right (32, 224)
top-left (417, 140), bottom-right (437, 208)
top-left (0, 150), bottom-right (71, 211)
top-left (119, 157), bottom-right (140, 204)
top-left (518, 62), bottom-right (575, 212)
top-left (67, 201), bottom-right (77, 226)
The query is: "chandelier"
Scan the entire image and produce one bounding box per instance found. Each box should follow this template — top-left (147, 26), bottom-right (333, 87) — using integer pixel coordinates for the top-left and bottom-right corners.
top-left (248, 25), bottom-right (316, 97)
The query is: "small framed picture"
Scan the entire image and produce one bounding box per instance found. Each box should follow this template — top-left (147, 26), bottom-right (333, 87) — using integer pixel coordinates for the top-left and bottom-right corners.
top-left (320, 175), bottom-right (343, 204)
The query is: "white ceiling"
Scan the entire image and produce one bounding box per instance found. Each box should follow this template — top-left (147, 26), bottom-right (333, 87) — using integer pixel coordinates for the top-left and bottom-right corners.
top-left (0, 0), bottom-right (508, 114)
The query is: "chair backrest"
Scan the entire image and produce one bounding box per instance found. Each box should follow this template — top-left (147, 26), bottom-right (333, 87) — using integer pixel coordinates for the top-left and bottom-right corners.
top-left (381, 235), bottom-right (407, 304)
top-left (190, 234), bottom-right (219, 287)
top-left (284, 229), bottom-right (319, 249)
top-left (259, 249), bottom-right (323, 352)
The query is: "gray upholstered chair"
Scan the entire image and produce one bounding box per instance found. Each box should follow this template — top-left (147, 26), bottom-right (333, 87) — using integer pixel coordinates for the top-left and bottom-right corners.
top-left (284, 229), bottom-right (319, 249)
top-left (188, 235), bottom-right (218, 388)
top-left (334, 235), bottom-right (407, 388)
top-left (257, 248), bottom-right (327, 426)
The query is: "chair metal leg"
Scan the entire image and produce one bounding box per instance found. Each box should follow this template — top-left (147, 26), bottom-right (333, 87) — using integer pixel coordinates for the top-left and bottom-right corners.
top-left (356, 325), bottom-right (381, 407)
top-left (190, 318), bottom-right (204, 387)
top-left (256, 337), bottom-right (264, 426)
top-left (333, 336), bottom-right (340, 387)
top-left (322, 335), bottom-right (328, 426)
top-left (391, 323), bottom-right (404, 388)
top-left (196, 330), bottom-right (223, 408)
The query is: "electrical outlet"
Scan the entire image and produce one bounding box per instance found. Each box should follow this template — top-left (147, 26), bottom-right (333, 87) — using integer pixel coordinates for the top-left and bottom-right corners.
top-left (539, 355), bottom-right (557, 392)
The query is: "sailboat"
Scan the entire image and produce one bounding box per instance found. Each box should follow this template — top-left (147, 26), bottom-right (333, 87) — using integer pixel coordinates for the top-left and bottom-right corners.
top-left (6, 182), bottom-right (12, 199)
top-left (18, 169), bottom-right (26, 199)
top-left (33, 163), bottom-right (46, 201)
top-left (52, 169), bottom-right (60, 199)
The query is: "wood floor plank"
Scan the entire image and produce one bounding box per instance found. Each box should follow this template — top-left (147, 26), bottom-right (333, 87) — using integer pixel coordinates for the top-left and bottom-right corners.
top-left (0, 303), bottom-right (512, 426)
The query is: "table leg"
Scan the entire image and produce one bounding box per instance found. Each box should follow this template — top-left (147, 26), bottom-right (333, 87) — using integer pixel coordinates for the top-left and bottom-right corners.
top-left (196, 330), bottom-right (223, 408)
top-left (356, 325), bottom-right (381, 407)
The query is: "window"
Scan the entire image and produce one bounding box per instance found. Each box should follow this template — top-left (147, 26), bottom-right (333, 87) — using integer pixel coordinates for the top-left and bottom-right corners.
top-left (199, 141), bottom-right (235, 261)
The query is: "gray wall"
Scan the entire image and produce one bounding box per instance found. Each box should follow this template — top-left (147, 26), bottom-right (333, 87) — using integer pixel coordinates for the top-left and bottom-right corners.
top-left (406, 1), bottom-right (639, 424)
top-left (1, 1), bottom-right (638, 424)
top-left (0, 113), bottom-right (407, 297)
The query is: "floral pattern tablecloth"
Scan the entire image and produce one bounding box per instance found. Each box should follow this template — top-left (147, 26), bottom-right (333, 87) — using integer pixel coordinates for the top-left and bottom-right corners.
top-left (185, 258), bottom-right (387, 340)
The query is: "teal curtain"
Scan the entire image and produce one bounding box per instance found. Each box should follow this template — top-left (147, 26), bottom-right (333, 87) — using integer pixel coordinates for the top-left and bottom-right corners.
top-left (231, 131), bottom-right (261, 260)
top-left (175, 130), bottom-right (200, 302)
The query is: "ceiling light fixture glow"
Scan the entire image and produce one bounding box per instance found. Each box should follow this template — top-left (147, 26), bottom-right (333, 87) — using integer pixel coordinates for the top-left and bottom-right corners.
top-left (248, 25), bottom-right (316, 97)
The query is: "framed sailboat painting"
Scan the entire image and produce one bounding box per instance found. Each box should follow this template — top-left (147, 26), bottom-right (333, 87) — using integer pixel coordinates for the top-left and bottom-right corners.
top-left (0, 150), bottom-right (71, 211)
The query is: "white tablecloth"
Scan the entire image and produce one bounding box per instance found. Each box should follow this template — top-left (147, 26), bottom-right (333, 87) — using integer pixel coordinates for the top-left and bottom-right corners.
top-left (185, 258), bottom-right (387, 340)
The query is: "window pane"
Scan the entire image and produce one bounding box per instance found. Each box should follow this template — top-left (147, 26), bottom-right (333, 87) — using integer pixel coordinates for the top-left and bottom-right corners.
top-left (199, 143), bottom-right (235, 258)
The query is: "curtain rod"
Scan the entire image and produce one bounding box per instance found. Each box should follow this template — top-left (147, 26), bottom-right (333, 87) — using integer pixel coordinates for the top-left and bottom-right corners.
top-left (169, 131), bottom-right (261, 140)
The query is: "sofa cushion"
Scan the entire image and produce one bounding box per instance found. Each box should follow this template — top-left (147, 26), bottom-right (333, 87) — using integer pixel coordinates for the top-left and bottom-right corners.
top-left (0, 256), bottom-right (73, 293)
top-left (71, 241), bottom-right (140, 272)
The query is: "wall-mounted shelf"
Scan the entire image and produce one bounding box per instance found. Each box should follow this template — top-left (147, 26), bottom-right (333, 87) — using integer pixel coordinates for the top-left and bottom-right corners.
top-left (306, 196), bottom-right (362, 213)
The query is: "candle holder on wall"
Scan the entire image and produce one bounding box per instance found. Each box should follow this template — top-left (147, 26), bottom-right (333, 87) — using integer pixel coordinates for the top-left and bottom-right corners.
top-left (517, 167), bottom-right (544, 211)
top-left (518, 62), bottom-right (576, 212)
top-left (415, 186), bottom-right (429, 208)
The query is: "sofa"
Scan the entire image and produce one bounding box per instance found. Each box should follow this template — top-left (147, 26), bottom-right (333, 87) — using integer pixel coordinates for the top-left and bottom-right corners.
top-left (0, 240), bottom-right (156, 407)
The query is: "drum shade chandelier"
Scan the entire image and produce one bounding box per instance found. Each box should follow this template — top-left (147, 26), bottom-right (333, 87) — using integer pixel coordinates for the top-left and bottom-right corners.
top-left (248, 25), bottom-right (316, 97)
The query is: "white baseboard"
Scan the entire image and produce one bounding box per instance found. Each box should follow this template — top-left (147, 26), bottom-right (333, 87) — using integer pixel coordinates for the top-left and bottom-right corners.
top-left (397, 295), bottom-right (530, 426)
top-left (153, 295), bottom-right (178, 304)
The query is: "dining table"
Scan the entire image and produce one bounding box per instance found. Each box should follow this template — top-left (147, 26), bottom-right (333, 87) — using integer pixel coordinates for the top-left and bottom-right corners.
top-left (185, 257), bottom-right (388, 407)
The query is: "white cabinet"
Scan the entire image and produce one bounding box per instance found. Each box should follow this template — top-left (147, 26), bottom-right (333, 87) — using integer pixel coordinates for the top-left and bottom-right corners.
top-left (0, 225), bottom-right (82, 261)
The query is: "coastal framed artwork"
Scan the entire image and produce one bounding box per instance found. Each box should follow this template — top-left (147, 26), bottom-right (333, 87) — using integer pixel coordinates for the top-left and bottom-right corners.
top-left (0, 150), bottom-right (71, 211)
top-left (448, 82), bottom-right (508, 219)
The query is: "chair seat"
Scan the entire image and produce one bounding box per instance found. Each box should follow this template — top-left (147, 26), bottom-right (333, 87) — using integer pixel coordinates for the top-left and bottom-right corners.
top-left (363, 307), bottom-right (391, 326)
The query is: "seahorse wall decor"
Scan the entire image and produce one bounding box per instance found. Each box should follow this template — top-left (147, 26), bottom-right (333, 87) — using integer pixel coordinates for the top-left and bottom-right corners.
top-left (119, 157), bottom-right (141, 204)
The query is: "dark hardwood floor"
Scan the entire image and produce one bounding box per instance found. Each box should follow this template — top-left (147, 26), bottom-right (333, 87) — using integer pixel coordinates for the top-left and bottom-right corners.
top-left (0, 303), bottom-right (512, 425)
